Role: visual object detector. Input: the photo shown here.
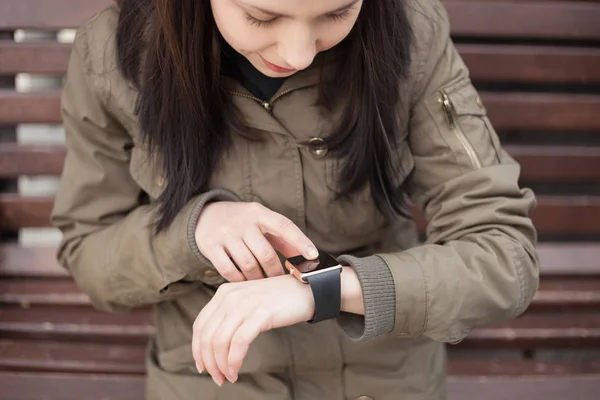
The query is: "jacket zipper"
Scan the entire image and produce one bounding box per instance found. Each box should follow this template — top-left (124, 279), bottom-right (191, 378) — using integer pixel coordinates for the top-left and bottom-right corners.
top-left (438, 90), bottom-right (482, 170)
top-left (229, 88), bottom-right (296, 112)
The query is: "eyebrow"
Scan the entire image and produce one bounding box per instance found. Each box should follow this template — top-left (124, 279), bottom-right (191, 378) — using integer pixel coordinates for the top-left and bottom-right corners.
top-left (239, 0), bottom-right (360, 18)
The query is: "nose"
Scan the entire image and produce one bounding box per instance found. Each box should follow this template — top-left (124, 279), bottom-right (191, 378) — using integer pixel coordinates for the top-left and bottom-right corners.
top-left (278, 26), bottom-right (317, 71)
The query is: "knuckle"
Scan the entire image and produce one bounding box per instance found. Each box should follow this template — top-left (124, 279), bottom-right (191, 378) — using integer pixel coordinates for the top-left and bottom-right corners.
top-left (248, 202), bottom-right (265, 213)
top-left (261, 250), bottom-right (279, 265)
top-left (238, 257), bottom-right (258, 271)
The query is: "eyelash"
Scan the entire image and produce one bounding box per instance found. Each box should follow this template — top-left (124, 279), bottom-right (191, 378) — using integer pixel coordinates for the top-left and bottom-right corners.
top-left (245, 9), bottom-right (352, 28)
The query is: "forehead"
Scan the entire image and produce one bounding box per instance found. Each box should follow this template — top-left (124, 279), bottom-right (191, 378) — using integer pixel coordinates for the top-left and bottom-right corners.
top-left (237, 0), bottom-right (357, 16)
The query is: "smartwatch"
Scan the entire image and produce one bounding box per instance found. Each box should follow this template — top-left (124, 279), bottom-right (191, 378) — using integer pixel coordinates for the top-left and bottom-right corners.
top-left (284, 251), bottom-right (342, 324)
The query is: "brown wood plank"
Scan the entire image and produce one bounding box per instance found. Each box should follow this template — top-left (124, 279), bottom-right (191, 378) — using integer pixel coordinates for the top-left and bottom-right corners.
top-left (538, 243), bottom-right (600, 276)
top-left (0, 372), bottom-right (598, 400)
top-left (3, 195), bottom-right (600, 235)
top-left (0, 340), bottom-right (146, 375)
top-left (460, 44), bottom-right (600, 84)
top-left (3, 90), bottom-right (598, 132)
top-left (0, 306), bottom-right (153, 345)
top-left (0, 0), bottom-right (112, 29)
top-left (447, 374), bottom-right (600, 400)
top-left (445, 0), bottom-right (600, 41)
top-left (458, 313), bottom-right (600, 349)
top-left (505, 145), bottom-right (600, 184)
top-left (0, 144), bottom-right (66, 178)
top-left (0, 244), bottom-right (67, 278)
top-left (447, 359), bottom-right (600, 377)
top-left (0, 372), bottom-right (144, 400)
top-left (482, 92), bottom-right (600, 132)
top-left (0, 280), bottom-right (89, 307)
top-left (0, 42), bottom-right (71, 75)
top-left (0, 90), bottom-right (61, 125)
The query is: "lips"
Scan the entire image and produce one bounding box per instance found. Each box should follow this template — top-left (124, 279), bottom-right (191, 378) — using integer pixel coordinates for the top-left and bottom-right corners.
top-left (259, 56), bottom-right (296, 74)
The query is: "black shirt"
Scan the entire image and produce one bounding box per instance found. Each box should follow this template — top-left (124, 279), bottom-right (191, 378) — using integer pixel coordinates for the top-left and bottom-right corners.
top-left (222, 40), bottom-right (285, 101)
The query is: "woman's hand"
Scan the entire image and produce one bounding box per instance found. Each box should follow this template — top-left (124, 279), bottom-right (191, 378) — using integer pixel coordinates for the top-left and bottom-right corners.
top-left (192, 274), bottom-right (314, 386)
top-left (195, 201), bottom-right (318, 282)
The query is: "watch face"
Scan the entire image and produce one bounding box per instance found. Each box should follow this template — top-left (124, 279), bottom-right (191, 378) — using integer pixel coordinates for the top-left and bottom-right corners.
top-left (286, 251), bottom-right (339, 274)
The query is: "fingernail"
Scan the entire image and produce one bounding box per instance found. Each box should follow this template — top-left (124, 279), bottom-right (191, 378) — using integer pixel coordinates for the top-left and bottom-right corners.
top-left (307, 246), bottom-right (318, 259)
top-left (228, 369), bottom-right (238, 383)
top-left (213, 376), bottom-right (223, 387)
top-left (196, 363), bottom-right (204, 374)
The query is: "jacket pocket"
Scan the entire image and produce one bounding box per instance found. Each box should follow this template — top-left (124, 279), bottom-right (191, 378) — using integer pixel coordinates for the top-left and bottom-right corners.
top-left (435, 83), bottom-right (502, 170)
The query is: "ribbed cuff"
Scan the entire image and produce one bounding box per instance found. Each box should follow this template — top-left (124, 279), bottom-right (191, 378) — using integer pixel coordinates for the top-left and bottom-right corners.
top-left (186, 189), bottom-right (242, 266)
top-left (336, 254), bottom-right (396, 341)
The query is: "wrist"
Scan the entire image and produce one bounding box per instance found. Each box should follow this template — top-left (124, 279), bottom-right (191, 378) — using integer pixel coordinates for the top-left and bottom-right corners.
top-left (340, 266), bottom-right (365, 315)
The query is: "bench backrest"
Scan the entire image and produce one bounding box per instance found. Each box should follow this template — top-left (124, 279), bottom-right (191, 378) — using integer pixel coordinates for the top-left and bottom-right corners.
top-left (1, 1), bottom-right (600, 399)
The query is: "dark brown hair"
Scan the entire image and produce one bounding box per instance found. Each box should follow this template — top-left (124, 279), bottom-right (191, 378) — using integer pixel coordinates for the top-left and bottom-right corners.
top-left (115, 0), bottom-right (414, 232)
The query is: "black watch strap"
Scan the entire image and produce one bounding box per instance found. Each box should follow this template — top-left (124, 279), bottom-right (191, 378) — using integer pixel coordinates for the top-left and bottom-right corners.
top-left (306, 268), bottom-right (342, 324)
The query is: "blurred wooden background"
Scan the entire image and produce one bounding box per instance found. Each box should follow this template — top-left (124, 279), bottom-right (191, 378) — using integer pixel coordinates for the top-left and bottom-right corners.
top-left (1, 0), bottom-right (599, 399)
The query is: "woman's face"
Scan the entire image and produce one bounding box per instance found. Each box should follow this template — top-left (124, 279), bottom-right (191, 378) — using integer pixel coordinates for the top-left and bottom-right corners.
top-left (211, 0), bottom-right (363, 78)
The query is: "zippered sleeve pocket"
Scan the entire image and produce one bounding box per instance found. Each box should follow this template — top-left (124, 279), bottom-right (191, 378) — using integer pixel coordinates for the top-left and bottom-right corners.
top-left (408, 81), bottom-right (508, 198)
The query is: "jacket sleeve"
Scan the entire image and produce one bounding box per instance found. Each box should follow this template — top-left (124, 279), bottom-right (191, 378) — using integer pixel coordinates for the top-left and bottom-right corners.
top-left (337, 0), bottom-right (539, 342)
top-left (51, 28), bottom-right (239, 312)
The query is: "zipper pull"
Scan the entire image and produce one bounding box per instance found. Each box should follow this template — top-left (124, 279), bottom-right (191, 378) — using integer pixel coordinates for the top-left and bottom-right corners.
top-left (438, 91), bottom-right (455, 128)
top-left (262, 102), bottom-right (272, 112)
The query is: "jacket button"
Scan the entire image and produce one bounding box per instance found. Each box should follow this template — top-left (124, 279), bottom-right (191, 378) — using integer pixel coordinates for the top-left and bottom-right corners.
top-left (356, 396), bottom-right (374, 400)
top-left (203, 269), bottom-right (219, 278)
top-left (307, 137), bottom-right (328, 158)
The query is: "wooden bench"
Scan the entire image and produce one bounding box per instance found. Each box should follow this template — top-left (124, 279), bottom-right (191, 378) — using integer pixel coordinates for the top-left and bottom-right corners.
top-left (1, 0), bottom-right (600, 398)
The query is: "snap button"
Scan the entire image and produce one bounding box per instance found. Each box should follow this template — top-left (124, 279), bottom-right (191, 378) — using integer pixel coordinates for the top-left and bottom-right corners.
top-left (476, 95), bottom-right (484, 108)
top-left (307, 137), bottom-right (328, 158)
top-left (203, 269), bottom-right (219, 278)
top-left (356, 396), bottom-right (374, 400)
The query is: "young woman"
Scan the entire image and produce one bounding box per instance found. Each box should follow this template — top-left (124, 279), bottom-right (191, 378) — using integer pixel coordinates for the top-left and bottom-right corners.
top-left (51, 0), bottom-right (540, 398)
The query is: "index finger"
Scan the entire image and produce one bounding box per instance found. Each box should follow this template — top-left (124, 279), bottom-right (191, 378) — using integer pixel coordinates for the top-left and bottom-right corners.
top-left (257, 212), bottom-right (318, 260)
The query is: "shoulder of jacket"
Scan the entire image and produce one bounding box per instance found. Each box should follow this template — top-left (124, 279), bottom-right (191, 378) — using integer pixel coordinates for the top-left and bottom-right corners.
top-left (403, 0), bottom-right (451, 100)
top-left (72, 6), bottom-right (121, 79)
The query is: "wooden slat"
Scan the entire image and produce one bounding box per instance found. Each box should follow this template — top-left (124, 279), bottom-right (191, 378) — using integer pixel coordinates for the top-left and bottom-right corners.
top-left (482, 92), bottom-right (600, 132)
top-left (3, 195), bottom-right (600, 235)
top-left (538, 243), bottom-right (600, 276)
top-left (0, 91), bottom-right (61, 125)
top-left (458, 313), bottom-right (600, 349)
top-left (0, 244), bottom-right (67, 278)
top-left (0, 0), bottom-right (112, 29)
top-left (1, 371), bottom-right (599, 400)
top-left (3, 90), bottom-right (599, 132)
top-left (445, 0), bottom-right (600, 41)
top-left (447, 375), bottom-right (600, 400)
top-left (2, 339), bottom-right (600, 377)
top-left (506, 145), bottom-right (600, 184)
top-left (0, 372), bottom-right (144, 400)
top-left (0, 340), bottom-right (146, 375)
top-left (0, 42), bottom-right (71, 75)
top-left (460, 44), bottom-right (600, 84)
top-left (0, 144), bottom-right (65, 178)
top-left (0, 306), bottom-right (153, 345)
